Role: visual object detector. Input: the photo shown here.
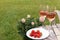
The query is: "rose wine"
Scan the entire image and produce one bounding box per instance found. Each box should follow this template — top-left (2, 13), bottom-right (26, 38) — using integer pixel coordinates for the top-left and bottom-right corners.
top-left (40, 11), bottom-right (48, 17)
top-left (46, 12), bottom-right (56, 22)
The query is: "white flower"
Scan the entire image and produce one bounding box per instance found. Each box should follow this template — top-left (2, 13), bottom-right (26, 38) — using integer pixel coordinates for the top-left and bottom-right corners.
top-left (27, 15), bottom-right (31, 18)
top-left (21, 18), bottom-right (26, 23)
top-left (39, 16), bottom-right (45, 22)
top-left (31, 22), bottom-right (34, 25)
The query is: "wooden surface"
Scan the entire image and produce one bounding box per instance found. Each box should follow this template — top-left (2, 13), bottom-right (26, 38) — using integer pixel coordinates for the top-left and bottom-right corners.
top-left (43, 24), bottom-right (60, 40)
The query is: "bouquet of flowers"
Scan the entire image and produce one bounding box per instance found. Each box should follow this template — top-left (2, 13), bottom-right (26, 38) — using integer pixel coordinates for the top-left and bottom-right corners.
top-left (17, 15), bottom-right (43, 40)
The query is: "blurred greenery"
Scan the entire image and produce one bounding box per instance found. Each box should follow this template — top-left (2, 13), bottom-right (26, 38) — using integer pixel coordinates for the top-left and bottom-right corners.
top-left (0, 0), bottom-right (60, 40)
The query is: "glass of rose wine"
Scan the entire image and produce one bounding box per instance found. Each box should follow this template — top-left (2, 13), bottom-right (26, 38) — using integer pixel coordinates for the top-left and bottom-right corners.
top-left (39, 11), bottom-right (49, 28)
top-left (46, 12), bottom-right (56, 26)
top-left (39, 5), bottom-right (49, 27)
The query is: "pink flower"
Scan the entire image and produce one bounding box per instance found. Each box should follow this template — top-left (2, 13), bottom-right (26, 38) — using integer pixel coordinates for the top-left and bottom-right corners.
top-left (31, 22), bottom-right (35, 25)
top-left (39, 16), bottom-right (45, 22)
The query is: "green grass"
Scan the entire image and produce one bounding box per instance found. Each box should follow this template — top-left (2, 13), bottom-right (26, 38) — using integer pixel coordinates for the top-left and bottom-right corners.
top-left (0, 0), bottom-right (60, 40)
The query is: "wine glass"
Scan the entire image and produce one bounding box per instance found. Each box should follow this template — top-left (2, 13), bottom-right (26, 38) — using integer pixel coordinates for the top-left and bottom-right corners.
top-left (46, 12), bottom-right (56, 26)
top-left (46, 11), bottom-right (57, 39)
top-left (39, 5), bottom-right (49, 26)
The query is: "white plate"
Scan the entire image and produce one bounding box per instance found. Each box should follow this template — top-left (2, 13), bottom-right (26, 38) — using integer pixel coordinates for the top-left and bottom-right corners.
top-left (26, 27), bottom-right (49, 40)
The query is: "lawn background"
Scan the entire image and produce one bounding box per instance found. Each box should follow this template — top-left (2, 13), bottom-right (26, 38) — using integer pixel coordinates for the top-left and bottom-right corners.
top-left (0, 0), bottom-right (60, 40)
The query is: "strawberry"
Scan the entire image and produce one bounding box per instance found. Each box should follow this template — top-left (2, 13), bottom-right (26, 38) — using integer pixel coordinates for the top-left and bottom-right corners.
top-left (30, 30), bottom-right (42, 38)
top-left (36, 33), bottom-right (40, 38)
top-left (36, 30), bottom-right (42, 38)
top-left (34, 34), bottom-right (37, 38)
top-left (31, 30), bottom-right (35, 34)
top-left (36, 30), bottom-right (40, 34)
top-left (30, 30), bottom-right (35, 37)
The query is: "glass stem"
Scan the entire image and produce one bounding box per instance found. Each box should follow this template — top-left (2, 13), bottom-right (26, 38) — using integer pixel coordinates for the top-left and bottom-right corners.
top-left (50, 21), bottom-right (53, 29)
top-left (42, 22), bottom-right (46, 29)
top-left (50, 21), bottom-right (52, 26)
